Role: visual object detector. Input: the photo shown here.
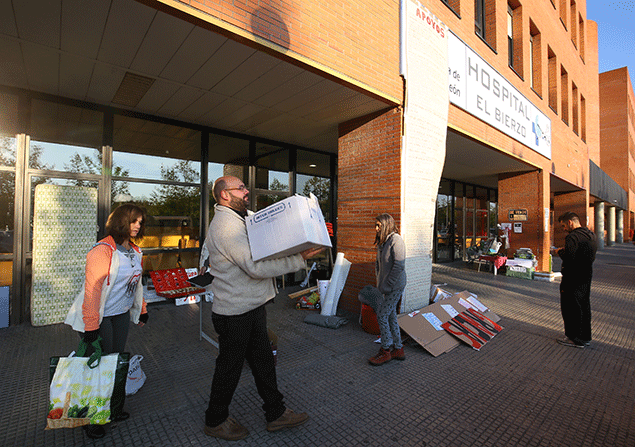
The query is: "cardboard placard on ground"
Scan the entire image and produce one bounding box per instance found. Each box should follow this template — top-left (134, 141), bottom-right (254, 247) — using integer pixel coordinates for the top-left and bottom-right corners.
top-left (397, 291), bottom-right (500, 357)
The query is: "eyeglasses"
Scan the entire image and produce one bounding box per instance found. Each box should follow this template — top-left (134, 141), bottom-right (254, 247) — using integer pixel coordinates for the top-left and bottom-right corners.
top-left (225, 185), bottom-right (247, 192)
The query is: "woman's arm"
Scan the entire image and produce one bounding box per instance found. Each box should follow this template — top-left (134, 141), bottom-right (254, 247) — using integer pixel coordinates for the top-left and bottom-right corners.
top-left (82, 245), bottom-right (111, 331)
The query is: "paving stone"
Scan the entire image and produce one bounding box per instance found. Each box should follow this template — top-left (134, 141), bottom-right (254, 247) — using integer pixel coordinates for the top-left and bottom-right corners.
top-left (1, 244), bottom-right (635, 446)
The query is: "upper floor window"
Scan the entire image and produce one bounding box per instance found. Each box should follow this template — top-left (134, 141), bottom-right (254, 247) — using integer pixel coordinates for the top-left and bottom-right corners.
top-left (508, 2), bottom-right (523, 76)
top-left (529, 20), bottom-right (542, 95)
top-left (561, 65), bottom-right (569, 125)
top-left (475, 0), bottom-right (497, 50)
top-left (442, 0), bottom-right (461, 16)
top-left (507, 6), bottom-right (514, 67)
top-left (559, 0), bottom-right (567, 29)
top-left (570, 1), bottom-right (577, 48)
top-left (578, 14), bottom-right (585, 61)
top-left (475, 0), bottom-right (486, 38)
top-left (548, 47), bottom-right (558, 113)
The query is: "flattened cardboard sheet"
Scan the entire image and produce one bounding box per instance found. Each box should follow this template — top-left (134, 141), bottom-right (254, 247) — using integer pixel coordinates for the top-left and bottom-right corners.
top-left (397, 291), bottom-right (500, 357)
top-left (441, 308), bottom-right (503, 351)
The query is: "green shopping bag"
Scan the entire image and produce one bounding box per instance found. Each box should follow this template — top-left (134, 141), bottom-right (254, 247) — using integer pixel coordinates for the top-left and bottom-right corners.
top-left (46, 338), bottom-right (129, 429)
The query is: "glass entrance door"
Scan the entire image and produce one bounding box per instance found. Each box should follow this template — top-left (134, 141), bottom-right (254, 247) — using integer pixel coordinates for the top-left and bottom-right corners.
top-left (251, 144), bottom-right (291, 211)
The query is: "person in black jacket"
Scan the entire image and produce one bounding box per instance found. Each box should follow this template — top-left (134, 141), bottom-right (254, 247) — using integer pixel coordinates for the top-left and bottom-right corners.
top-left (551, 212), bottom-right (598, 348)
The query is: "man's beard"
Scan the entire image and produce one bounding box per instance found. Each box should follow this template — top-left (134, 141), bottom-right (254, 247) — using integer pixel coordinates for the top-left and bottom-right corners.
top-left (229, 194), bottom-right (249, 214)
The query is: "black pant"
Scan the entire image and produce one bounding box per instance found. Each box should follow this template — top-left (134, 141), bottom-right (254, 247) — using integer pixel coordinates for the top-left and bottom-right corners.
top-left (205, 305), bottom-right (285, 426)
top-left (560, 278), bottom-right (592, 344)
top-left (80, 311), bottom-right (130, 418)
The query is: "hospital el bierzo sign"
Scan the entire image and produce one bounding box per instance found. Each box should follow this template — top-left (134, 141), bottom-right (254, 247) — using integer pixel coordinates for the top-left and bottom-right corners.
top-left (447, 32), bottom-right (552, 159)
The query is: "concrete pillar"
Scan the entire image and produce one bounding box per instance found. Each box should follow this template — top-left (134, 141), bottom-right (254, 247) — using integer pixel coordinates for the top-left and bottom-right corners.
top-left (594, 201), bottom-right (605, 250)
top-left (607, 205), bottom-right (615, 246)
top-left (617, 209), bottom-right (624, 243)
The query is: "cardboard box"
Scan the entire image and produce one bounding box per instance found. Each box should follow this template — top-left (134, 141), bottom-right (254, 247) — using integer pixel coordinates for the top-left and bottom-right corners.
top-left (429, 283), bottom-right (452, 304)
top-left (398, 291), bottom-right (500, 357)
top-left (505, 265), bottom-right (535, 280)
top-left (246, 193), bottom-right (332, 262)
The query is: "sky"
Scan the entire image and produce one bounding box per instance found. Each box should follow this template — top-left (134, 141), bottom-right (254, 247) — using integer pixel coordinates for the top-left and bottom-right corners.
top-left (587, 1), bottom-right (635, 77)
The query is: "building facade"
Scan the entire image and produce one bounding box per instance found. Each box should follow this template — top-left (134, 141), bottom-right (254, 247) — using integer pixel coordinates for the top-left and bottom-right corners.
top-left (0, 0), bottom-right (626, 326)
top-left (599, 67), bottom-right (635, 245)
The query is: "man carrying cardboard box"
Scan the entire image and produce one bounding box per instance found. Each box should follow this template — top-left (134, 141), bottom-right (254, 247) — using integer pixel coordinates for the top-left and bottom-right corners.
top-left (201, 176), bottom-right (323, 441)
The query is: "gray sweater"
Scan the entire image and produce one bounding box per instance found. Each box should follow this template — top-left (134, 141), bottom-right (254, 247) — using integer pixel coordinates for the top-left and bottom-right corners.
top-left (375, 232), bottom-right (407, 294)
top-left (205, 205), bottom-right (306, 316)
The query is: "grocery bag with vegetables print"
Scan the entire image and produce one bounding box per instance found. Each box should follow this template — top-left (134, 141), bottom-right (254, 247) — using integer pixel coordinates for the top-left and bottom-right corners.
top-left (46, 353), bottom-right (119, 429)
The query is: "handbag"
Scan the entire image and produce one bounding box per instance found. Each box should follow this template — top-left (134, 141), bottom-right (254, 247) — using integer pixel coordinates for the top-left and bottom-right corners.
top-left (125, 354), bottom-right (146, 395)
top-left (46, 338), bottom-right (129, 429)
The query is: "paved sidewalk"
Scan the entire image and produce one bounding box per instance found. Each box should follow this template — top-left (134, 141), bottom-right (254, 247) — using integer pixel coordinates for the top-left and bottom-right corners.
top-left (1, 244), bottom-right (635, 446)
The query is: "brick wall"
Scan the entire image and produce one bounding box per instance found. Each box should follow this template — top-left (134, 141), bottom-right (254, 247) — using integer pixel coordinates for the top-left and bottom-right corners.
top-left (159, 0), bottom-right (402, 101)
top-left (337, 107), bottom-right (402, 313)
top-left (600, 67), bottom-right (635, 240)
top-left (553, 189), bottom-right (589, 246)
top-left (431, 0), bottom-right (597, 195)
top-left (498, 170), bottom-right (551, 271)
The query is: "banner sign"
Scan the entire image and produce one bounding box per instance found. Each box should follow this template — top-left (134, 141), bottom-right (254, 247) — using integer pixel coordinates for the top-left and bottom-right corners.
top-left (508, 209), bottom-right (528, 221)
top-left (447, 32), bottom-right (552, 159)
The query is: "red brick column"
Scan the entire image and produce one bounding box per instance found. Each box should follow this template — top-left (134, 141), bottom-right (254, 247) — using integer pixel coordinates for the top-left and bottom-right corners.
top-left (336, 107), bottom-right (402, 313)
top-left (553, 189), bottom-right (589, 247)
top-left (498, 170), bottom-right (551, 272)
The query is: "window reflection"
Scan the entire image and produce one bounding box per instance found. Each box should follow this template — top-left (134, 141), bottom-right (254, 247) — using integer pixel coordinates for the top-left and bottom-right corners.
top-left (0, 171), bottom-right (15, 254)
top-left (114, 115), bottom-right (201, 181)
top-left (0, 136), bottom-right (16, 168)
top-left (30, 141), bottom-right (101, 174)
top-left (436, 180), bottom-right (452, 262)
top-left (114, 180), bottom-right (201, 251)
top-left (434, 180), bottom-right (498, 263)
top-left (113, 151), bottom-right (201, 182)
top-left (297, 173), bottom-right (331, 220)
top-left (29, 100), bottom-right (103, 170)
top-left (0, 92), bottom-right (19, 137)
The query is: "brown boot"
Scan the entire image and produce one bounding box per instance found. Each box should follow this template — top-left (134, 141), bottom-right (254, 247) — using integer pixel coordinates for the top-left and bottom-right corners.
top-left (204, 416), bottom-right (249, 441)
top-left (391, 346), bottom-right (405, 360)
top-left (266, 408), bottom-right (309, 432)
top-left (368, 347), bottom-right (392, 366)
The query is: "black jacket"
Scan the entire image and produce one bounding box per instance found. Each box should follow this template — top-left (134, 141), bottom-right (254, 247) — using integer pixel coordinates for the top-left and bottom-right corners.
top-left (558, 227), bottom-right (597, 282)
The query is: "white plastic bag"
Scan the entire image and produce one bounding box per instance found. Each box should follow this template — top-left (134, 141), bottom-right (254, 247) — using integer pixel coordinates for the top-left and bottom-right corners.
top-left (125, 355), bottom-right (146, 396)
top-left (47, 354), bottom-right (118, 428)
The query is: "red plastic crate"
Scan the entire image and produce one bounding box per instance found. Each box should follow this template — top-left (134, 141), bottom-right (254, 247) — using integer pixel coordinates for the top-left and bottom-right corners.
top-left (149, 268), bottom-right (206, 298)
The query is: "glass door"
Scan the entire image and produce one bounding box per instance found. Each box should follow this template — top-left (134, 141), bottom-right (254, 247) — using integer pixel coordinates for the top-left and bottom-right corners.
top-left (251, 144), bottom-right (290, 211)
top-left (435, 180), bottom-right (453, 262)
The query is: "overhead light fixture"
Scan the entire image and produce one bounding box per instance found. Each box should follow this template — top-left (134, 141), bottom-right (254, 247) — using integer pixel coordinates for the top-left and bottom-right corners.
top-left (309, 164), bottom-right (317, 168)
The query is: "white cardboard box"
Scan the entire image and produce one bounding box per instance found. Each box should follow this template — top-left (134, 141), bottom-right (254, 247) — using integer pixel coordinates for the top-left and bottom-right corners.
top-left (246, 193), bottom-right (332, 262)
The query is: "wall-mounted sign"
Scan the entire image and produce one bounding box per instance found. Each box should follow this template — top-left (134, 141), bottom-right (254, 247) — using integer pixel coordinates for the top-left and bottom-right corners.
top-left (508, 209), bottom-right (528, 221)
top-left (447, 31), bottom-right (551, 159)
top-left (513, 222), bottom-right (523, 233)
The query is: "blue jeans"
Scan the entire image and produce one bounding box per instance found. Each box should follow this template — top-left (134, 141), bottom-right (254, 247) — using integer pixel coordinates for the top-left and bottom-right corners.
top-left (376, 289), bottom-right (404, 350)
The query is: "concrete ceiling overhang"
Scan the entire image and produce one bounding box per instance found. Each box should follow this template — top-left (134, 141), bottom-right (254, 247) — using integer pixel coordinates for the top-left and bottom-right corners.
top-left (445, 128), bottom-right (585, 196)
top-left (443, 128), bottom-right (537, 189)
top-left (0, 0), bottom-right (398, 155)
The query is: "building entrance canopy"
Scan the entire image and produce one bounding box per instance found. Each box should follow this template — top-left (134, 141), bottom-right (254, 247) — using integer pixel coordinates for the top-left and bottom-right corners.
top-left (0, 0), bottom-right (395, 154)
